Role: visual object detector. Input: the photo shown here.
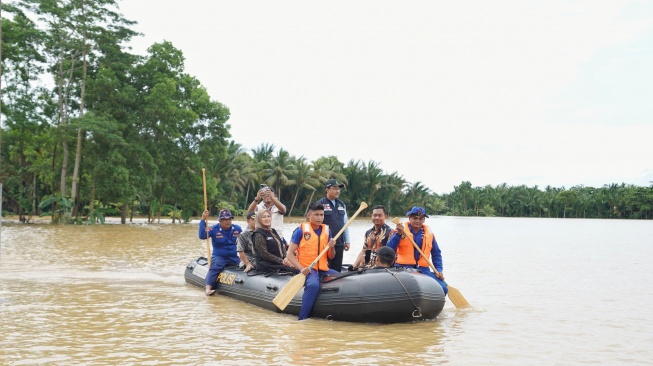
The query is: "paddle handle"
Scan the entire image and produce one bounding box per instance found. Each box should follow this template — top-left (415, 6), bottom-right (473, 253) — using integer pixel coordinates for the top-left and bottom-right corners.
top-left (392, 217), bottom-right (439, 276)
top-left (306, 201), bottom-right (368, 271)
top-left (202, 168), bottom-right (211, 266)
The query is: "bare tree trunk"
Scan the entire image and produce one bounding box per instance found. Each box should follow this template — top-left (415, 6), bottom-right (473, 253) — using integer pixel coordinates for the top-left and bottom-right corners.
top-left (32, 174), bottom-right (37, 217)
top-left (121, 203), bottom-right (127, 224)
top-left (0, 1), bottom-right (3, 172)
top-left (304, 189), bottom-right (316, 216)
top-left (71, 0), bottom-right (88, 217)
top-left (71, 128), bottom-right (83, 214)
top-left (89, 179), bottom-right (95, 221)
top-left (289, 189), bottom-right (300, 217)
top-left (244, 185), bottom-right (250, 212)
top-left (57, 41), bottom-right (68, 196)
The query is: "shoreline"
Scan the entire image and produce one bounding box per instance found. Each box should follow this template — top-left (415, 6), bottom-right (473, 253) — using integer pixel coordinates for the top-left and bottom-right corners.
top-left (0, 215), bottom-right (368, 225)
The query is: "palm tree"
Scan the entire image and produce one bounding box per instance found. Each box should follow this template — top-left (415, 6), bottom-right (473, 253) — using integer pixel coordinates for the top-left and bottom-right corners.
top-left (383, 171), bottom-right (407, 214)
top-left (311, 156), bottom-right (347, 189)
top-left (343, 159), bottom-right (367, 205)
top-left (287, 156), bottom-right (320, 216)
top-left (365, 160), bottom-right (384, 205)
top-left (428, 196), bottom-right (447, 215)
top-left (251, 143), bottom-right (275, 163)
top-left (405, 181), bottom-right (431, 208)
top-left (213, 141), bottom-right (250, 207)
top-left (262, 148), bottom-right (297, 199)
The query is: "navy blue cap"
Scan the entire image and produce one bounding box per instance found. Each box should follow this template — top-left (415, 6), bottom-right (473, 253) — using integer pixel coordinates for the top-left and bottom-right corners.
top-left (325, 179), bottom-right (345, 189)
top-left (406, 206), bottom-right (429, 218)
top-left (219, 209), bottom-right (234, 220)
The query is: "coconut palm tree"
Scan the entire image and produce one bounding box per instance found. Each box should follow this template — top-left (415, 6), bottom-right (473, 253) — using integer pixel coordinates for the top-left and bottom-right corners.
top-left (251, 143), bottom-right (275, 163)
top-left (383, 171), bottom-right (407, 214)
top-left (262, 148), bottom-right (297, 200)
top-left (405, 181), bottom-right (431, 208)
top-left (343, 159), bottom-right (367, 205)
top-left (311, 156), bottom-right (347, 188)
top-left (287, 156), bottom-right (320, 216)
top-left (364, 160), bottom-right (384, 205)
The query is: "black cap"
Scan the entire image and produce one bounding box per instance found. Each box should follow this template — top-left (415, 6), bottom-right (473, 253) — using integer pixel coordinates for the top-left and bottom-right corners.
top-left (325, 179), bottom-right (344, 189)
top-left (246, 211), bottom-right (256, 220)
top-left (376, 246), bottom-right (396, 264)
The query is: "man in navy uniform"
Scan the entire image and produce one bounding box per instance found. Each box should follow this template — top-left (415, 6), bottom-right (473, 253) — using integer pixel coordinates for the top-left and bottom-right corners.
top-left (316, 179), bottom-right (350, 272)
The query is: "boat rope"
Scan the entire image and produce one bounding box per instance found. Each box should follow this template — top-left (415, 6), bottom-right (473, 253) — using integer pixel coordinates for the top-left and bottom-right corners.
top-left (385, 268), bottom-right (422, 318)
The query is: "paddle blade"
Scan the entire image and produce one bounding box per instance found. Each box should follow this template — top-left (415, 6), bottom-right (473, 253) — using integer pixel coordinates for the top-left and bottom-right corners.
top-left (272, 273), bottom-right (306, 310)
top-left (447, 285), bottom-right (470, 308)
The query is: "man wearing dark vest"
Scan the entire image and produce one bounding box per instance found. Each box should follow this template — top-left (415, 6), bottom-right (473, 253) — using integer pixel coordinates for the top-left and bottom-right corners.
top-left (316, 179), bottom-right (350, 272)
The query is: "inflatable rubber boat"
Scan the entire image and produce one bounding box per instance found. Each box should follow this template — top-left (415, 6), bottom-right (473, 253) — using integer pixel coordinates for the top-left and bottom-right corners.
top-left (184, 257), bottom-right (445, 323)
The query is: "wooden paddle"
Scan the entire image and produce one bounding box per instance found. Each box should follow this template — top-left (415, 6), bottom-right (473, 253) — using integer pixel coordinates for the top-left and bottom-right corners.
top-left (272, 201), bottom-right (369, 310)
top-left (392, 217), bottom-right (470, 308)
top-left (202, 168), bottom-right (211, 266)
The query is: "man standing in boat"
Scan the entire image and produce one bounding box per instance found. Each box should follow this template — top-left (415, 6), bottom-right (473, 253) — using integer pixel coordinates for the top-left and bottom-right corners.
top-left (200, 209), bottom-right (241, 296)
top-left (387, 206), bottom-right (448, 295)
top-left (316, 179), bottom-right (350, 272)
top-left (286, 203), bottom-right (338, 320)
top-left (350, 205), bottom-right (392, 270)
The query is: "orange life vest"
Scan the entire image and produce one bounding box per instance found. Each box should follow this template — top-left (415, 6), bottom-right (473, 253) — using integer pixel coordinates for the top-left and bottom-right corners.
top-left (297, 222), bottom-right (331, 270)
top-left (395, 222), bottom-right (434, 268)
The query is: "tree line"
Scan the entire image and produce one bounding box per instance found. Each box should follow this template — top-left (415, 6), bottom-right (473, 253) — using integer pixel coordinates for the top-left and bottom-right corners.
top-left (1, 1), bottom-right (651, 223)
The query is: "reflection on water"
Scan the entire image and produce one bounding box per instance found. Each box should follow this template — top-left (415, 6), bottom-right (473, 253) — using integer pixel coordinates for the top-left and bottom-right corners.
top-left (2, 217), bottom-right (653, 365)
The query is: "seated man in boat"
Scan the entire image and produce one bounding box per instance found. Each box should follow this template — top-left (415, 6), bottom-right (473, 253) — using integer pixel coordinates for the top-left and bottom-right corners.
top-left (199, 209), bottom-right (241, 296)
top-left (252, 210), bottom-right (298, 274)
top-left (387, 206), bottom-right (448, 295)
top-left (286, 202), bottom-right (338, 320)
top-left (237, 211), bottom-right (257, 272)
top-left (373, 246), bottom-right (396, 269)
top-left (350, 205), bottom-right (392, 270)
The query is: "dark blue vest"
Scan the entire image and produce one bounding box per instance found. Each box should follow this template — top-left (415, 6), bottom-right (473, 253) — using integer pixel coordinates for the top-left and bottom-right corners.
top-left (317, 196), bottom-right (346, 246)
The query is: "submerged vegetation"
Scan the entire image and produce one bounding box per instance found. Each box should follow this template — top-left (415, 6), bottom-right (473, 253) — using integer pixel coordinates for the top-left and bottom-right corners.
top-left (1, 1), bottom-right (651, 223)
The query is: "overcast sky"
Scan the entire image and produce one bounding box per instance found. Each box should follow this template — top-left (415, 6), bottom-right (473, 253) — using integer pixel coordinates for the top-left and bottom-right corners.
top-left (118, 0), bottom-right (653, 194)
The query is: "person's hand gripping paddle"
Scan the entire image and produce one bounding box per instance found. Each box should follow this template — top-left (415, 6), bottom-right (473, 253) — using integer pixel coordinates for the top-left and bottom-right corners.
top-left (272, 202), bottom-right (369, 310)
top-left (392, 217), bottom-right (470, 309)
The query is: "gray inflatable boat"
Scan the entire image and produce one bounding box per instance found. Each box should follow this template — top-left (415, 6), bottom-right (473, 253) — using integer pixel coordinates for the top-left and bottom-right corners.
top-left (184, 257), bottom-right (445, 323)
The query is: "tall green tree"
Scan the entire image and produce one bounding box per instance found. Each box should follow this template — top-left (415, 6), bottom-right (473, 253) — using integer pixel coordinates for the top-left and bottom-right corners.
top-left (131, 41), bottom-right (230, 222)
top-left (1, 7), bottom-right (48, 220)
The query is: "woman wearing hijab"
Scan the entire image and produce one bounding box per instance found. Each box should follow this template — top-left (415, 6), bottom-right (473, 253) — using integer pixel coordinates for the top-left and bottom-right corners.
top-left (252, 210), bottom-right (298, 274)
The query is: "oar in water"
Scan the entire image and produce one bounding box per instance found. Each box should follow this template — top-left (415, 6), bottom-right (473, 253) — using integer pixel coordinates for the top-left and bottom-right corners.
top-left (392, 217), bottom-right (470, 308)
top-left (272, 201), bottom-right (369, 310)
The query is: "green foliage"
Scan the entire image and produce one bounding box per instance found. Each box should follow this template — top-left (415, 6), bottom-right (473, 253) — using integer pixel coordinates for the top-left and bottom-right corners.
top-left (2, 1), bottom-right (652, 223)
top-left (85, 203), bottom-right (118, 224)
top-left (181, 209), bottom-right (194, 223)
top-left (163, 204), bottom-right (182, 222)
top-left (38, 195), bottom-right (73, 224)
